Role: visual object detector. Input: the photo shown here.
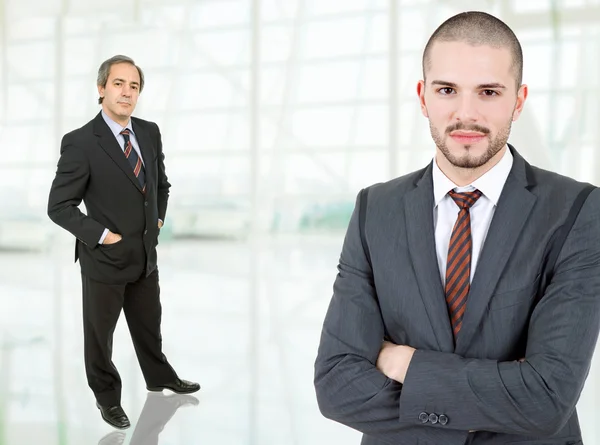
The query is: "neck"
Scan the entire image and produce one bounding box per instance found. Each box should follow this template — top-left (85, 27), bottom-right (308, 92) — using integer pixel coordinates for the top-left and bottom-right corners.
top-left (102, 107), bottom-right (130, 127)
top-left (436, 145), bottom-right (507, 187)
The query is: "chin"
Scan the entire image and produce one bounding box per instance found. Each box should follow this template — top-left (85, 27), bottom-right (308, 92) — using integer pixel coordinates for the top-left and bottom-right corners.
top-left (451, 156), bottom-right (489, 169)
top-left (446, 144), bottom-right (484, 160)
top-left (450, 149), bottom-right (502, 170)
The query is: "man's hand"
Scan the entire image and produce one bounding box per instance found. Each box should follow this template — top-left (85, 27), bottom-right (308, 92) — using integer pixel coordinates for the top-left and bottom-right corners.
top-left (376, 341), bottom-right (415, 384)
top-left (158, 220), bottom-right (163, 229)
top-left (103, 231), bottom-right (122, 245)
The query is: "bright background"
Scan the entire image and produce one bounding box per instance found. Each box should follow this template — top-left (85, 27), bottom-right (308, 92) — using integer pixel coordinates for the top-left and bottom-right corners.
top-left (0, 0), bottom-right (598, 444)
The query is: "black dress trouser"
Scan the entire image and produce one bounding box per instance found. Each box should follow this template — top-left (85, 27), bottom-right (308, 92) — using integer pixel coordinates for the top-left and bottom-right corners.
top-left (81, 268), bottom-right (177, 406)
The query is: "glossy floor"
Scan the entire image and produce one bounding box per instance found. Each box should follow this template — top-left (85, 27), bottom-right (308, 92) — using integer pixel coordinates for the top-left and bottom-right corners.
top-left (0, 236), bottom-right (598, 444)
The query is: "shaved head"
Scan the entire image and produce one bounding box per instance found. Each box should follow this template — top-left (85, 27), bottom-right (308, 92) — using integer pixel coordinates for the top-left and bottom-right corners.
top-left (422, 11), bottom-right (523, 88)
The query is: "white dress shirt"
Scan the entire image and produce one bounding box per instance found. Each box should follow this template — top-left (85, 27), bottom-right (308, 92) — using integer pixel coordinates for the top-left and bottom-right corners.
top-left (433, 147), bottom-right (513, 285)
top-left (101, 110), bottom-right (145, 165)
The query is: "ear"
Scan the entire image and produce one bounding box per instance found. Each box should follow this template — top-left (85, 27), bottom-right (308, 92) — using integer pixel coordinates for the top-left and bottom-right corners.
top-left (97, 84), bottom-right (105, 100)
top-left (417, 80), bottom-right (429, 118)
top-left (512, 84), bottom-right (528, 122)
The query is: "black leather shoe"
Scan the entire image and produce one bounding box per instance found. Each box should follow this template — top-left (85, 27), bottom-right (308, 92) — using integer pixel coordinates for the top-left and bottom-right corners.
top-left (98, 431), bottom-right (126, 445)
top-left (147, 378), bottom-right (200, 394)
top-left (96, 402), bottom-right (131, 429)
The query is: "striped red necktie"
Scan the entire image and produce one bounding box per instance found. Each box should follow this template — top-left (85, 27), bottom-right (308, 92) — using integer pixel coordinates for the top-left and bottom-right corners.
top-left (120, 129), bottom-right (146, 193)
top-left (445, 189), bottom-right (483, 338)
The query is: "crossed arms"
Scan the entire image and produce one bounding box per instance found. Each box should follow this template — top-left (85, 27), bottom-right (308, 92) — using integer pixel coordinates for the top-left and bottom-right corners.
top-left (314, 190), bottom-right (600, 442)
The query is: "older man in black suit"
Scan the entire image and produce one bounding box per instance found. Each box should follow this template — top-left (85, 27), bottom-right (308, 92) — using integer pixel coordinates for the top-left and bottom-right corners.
top-left (48, 55), bottom-right (199, 430)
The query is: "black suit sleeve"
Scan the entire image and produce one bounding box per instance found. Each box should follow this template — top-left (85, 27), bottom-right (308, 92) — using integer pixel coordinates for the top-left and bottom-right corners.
top-left (47, 136), bottom-right (105, 246)
top-left (155, 123), bottom-right (170, 222)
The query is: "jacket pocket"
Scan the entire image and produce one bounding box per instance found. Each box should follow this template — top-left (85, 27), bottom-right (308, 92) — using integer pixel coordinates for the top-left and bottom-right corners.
top-left (97, 237), bottom-right (130, 268)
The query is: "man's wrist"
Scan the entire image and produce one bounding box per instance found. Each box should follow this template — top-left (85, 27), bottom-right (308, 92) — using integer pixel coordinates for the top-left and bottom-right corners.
top-left (397, 346), bottom-right (416, 384)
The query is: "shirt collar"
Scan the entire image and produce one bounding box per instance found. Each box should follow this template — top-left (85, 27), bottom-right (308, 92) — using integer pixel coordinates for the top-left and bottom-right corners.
top-left (101, 110), bottom-right (134, 139)
top-left (432, 146), bottom-right (514, 207)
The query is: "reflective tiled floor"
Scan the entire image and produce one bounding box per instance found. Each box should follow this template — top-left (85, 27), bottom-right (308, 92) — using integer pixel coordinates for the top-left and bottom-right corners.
top-left (0, 235), bottom-right (598, 444)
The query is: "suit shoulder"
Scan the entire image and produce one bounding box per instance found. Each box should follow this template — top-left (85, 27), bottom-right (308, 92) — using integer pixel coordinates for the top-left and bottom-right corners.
top-left (524, 164), bottom-right (600, 225)
top-left (364, 166), bottom-right (428, 199)
top-left (131, 116), bottom-right (159, 132)
top-left (60, 119), bottom-right (95, 149)
top-left (529, 164), bottom-right (597, 196)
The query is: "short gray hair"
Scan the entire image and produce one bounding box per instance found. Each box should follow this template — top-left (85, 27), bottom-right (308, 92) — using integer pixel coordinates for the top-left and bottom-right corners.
top-left (97, 55), bottom-right (145, 104)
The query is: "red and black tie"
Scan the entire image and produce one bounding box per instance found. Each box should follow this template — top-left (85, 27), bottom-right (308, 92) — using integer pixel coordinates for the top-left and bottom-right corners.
top-left (120, 129), bottom-right (146, 193)
top-left (445, 189), bottom-right (483, 338)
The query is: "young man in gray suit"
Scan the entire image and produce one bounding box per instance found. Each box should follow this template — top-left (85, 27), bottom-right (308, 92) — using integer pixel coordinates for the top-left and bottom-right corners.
top-left (315, 11), bottom-right (599, 445)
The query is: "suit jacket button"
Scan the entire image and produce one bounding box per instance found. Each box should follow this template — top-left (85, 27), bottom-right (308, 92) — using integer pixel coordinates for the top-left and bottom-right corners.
top-left (429, 413), bottom-right (439, 424)
top-left (144, 201), bottom-right (148, 206)
top-left (418, 412), bottom-right (429, 424)
top-left (144, 230), bottom-right (148, 235)
top-left (439, 414), bottom-right (449, 425)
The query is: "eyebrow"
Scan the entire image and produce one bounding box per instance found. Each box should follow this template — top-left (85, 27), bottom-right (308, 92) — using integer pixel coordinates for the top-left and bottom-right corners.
top-left (430, 80), bottom-right (506, 89)
top-left (112, 78), bottom-right (140, 86)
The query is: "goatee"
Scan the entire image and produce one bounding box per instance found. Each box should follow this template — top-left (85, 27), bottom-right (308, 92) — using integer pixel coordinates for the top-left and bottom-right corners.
top-left (430, 119), bottom-right (512, 169)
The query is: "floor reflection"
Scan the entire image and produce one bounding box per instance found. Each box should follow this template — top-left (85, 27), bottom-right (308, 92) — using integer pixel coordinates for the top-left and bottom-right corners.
top-left (97, 393), bottom-right (200, 445)
top-left (0, 237), bottom-right (597, 444)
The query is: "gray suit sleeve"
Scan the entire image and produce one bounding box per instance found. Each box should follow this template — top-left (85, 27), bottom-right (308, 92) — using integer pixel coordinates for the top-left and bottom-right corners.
top-left (398, 189), bottom-right (600, 436)
top-left (314, 191), bottom-right (468, 444)
top-left (314, 190), bottom-right (402, 432)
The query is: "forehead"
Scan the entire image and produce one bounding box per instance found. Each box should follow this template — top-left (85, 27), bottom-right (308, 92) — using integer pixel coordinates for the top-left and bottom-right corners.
top-left (426, 41), bottom-right (513, 84)
top-left (107, 63), bottom-right (140, 82)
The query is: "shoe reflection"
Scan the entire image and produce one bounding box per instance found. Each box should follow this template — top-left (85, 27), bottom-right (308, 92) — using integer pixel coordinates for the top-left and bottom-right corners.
top-left (98, 392), bottom-right (199, 445)
top-left (98, 431), bottom-right (125, 445)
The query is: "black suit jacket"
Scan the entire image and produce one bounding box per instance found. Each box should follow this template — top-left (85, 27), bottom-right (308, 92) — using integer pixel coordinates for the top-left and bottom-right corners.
top-left (48, 112), bottom-right (171, 284)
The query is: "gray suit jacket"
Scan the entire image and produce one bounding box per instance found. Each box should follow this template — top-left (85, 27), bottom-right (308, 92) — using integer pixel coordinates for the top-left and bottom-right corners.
top-left (314, 145), bottom-right (600, 445)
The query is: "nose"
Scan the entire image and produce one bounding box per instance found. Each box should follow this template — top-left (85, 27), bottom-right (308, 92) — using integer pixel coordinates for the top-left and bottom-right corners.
top-left (453, 94), bottom-right (480, 122)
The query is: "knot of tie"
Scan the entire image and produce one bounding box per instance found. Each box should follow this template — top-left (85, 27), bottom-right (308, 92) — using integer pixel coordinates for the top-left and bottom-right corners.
top-left (448, 189), bottom-right (483, 210)
top-left (120, 129), bottom-right (131, 140)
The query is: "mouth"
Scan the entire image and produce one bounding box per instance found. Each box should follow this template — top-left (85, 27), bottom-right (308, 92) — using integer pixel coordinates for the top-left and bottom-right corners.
top-left (449, 131), bottom-right (487, 145)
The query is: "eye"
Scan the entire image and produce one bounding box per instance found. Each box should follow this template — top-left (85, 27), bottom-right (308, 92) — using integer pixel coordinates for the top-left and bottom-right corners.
top-left (482, 90), bottom-right (499, 96)
top-left (438, 87), bottom-right (455, 95)
top-left (132, 86), bottom-right (138, 90)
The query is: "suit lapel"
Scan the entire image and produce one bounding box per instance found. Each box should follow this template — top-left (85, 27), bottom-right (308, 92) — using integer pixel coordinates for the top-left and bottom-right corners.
top-left (455, 149), bottom-right (537, 354)
top-left (94, 113), bottom-right (144, 193)
top-left (132, 119), bottom-right (155, 186)
top-left (405, 164), bottom-right (455, 352)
